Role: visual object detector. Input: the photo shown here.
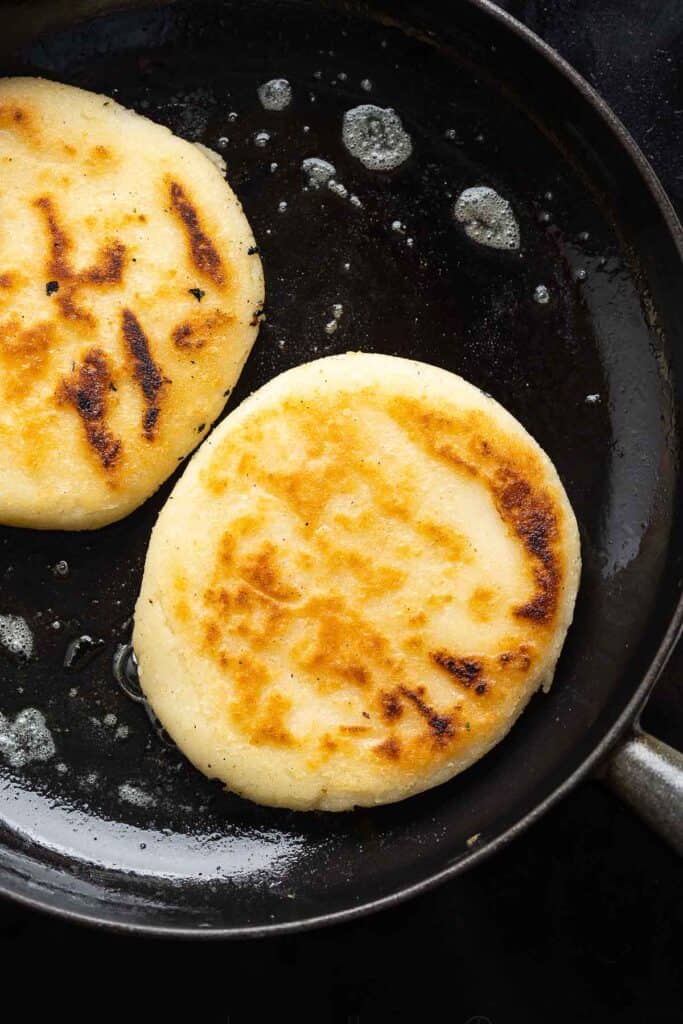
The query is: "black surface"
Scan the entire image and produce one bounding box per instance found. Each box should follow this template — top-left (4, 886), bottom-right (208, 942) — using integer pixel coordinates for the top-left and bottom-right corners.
top-left (1, 0), bottom-right (682, 1014)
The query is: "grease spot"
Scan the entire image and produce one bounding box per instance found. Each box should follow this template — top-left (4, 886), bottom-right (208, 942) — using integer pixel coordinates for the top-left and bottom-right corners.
top-left (0, 614), bottom-right (34, 660)
top-left (453, 186), bottom-right (520, 250)
top-left (0, 708), bottom-right (55, 768)
top-left (302, 156), bottom-right (336, 189)
top-left (257, 78), bottom-right (293, 111)
top-left (342, 105), bottom-right (412, 171)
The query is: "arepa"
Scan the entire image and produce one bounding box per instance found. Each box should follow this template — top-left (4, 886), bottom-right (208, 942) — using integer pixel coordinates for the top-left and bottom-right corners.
top-left (0, 77), bottom-right (263, 529)
top-left (134, 352), bottom-right (581, 811)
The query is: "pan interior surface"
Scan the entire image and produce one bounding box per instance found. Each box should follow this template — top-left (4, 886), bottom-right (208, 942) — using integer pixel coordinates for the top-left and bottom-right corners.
top-left (0, 0), bottom-right (680, 934)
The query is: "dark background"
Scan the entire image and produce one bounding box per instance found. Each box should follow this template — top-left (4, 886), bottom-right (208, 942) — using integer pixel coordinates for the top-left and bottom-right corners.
top-left (1, 1), bottom-right (681, 1019)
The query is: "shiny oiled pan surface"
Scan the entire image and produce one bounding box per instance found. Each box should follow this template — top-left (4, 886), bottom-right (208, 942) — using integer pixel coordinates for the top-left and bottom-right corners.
top-left (0, 0), bottom-right (681, 934)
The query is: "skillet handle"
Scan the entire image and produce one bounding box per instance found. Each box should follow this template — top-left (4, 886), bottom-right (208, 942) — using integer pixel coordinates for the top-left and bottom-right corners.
top-left (598, 729), bottom-right (683, 854)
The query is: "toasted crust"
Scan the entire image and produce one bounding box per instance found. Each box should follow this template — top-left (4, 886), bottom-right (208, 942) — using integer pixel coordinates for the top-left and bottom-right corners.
top-left (0, 77), bottom-right (264, 529)
top-left (134, 353), bottom-right (581, 811)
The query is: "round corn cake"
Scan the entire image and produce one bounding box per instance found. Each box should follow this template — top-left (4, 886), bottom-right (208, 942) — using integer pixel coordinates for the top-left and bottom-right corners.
top-left (134, 353), bottom-right (581, 811)
top-left (0, 77), bottom-right (264, 529)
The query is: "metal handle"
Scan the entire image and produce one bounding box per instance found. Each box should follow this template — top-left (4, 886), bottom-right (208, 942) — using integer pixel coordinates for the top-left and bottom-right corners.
top-left (599, 729), bottom-right (683, 854)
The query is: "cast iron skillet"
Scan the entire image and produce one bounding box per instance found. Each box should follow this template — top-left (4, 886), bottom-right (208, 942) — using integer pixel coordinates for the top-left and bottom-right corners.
top-left (0, 0), bottom-right (681, 937)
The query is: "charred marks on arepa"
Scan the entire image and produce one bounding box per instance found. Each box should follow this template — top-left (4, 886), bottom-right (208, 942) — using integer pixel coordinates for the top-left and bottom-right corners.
top-left (0, 104), bottom-right (31, 132)
top-left (121, 309), bottom-right (165, 439)
top-left (492, 469), bottom-right (559, 624)
top-left (431, 645), bottom-right (535, 698)
top-left (56, 348), bottom-right (121, 469)
top-left (33, 196), bottom-right (126, 326)
top-left (171, 309), bottom-right (234, 351)
top-left (372, 685), bottom-right (459, 761)
top-left (198, 536), bottom-right (464, 758)
top-left (398, 685), bottom-right (457, 743)
top-left (432, 651), bottom-right (482, 683)
top-left (387, 397), bottom-right (562, 627)
top-left (167, 179), bottom-right (225, 286)
top-left (431, 651), bottom-right (486, 691)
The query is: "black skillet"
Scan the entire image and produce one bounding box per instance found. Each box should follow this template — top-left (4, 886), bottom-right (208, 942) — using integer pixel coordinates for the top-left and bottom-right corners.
top-left (0, 0), bottom-right (681, 937)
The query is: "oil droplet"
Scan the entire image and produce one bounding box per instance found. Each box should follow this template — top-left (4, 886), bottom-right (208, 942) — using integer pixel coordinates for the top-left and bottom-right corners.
top-left (278, 200), bottom-right (288, 213)
top-left (0, 708), bottom-right (55, 768)
top-left (227, 111), bottom-right (238, 123)
top-left (533, 284), bottom-right (550, 304)
top-left (0, 614), bottom-right (34, 660)
top-left (453, 186), bottom-right (520, 251)
top-left (360, 79), bottom-right (373, 92)
top-left (342, 104), bottom-right (412, 171)
top-left (118, 782), bottom-right (156, 809)
top-left (257, 78), bottom-right (292, 111)
top-left (576, 268), bottom-right (588, 281)
top-left (327, 179), bottom-right (348, 198)
top-left (63, 634), bottom-right (105, 671)
top-left (325, 320), bottom-right (338, 335)
top-left (113, 643), bottom-right (146, 703)
top-left (52, 560), bottom-right (69, 578)
top-left (391, 219), bottom-right (405, 233)
top-left (302, 156), bottom-right (336, 189)
top-left (254, 130), bottom-right (271, 148)
top-left (217, 135), bottom-right (229, 149)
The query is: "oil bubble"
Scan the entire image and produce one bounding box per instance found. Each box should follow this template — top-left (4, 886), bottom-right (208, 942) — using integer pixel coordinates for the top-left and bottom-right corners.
top-left (118, 782), bottom-right (156, 809)
top-left (63, 634), bottom-right (105, 671)
top-left (257, 78), bottom-right (292, 111)
top-left (0, 614), bottom-right (34, 660)
top-left (453, 186), bottom-right (520, 251)
top-left (0, 708), bottom-right (55, 768)
top-left (342, 104), bottom-right (412, 171)
top-left (113, 643), bottom-right (146, 704)
top-left (302, 156), bottom-right (336, 189)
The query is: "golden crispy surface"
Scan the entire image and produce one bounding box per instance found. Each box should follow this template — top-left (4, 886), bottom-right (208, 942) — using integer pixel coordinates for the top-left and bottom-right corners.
top-left (0, 78), bottom-right (263, 529)
top-left (134, 353), bottom-right (581, 811)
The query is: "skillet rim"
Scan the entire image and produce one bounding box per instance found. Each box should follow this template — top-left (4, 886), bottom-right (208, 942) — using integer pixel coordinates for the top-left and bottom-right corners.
top-left (1, 0), bottom-right (682, 938)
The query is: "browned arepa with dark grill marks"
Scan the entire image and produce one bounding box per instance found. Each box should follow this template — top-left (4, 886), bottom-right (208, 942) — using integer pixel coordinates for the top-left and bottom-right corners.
top-left (134, 353), bottom-right (581, 811)
top-left (0, 78), bottom-right (263, 529)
